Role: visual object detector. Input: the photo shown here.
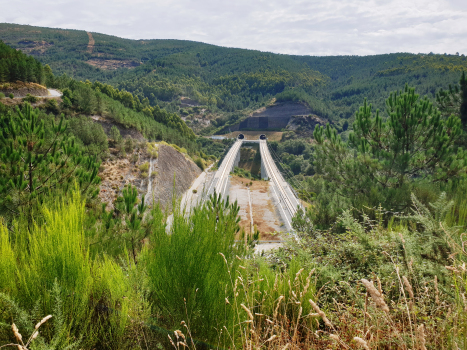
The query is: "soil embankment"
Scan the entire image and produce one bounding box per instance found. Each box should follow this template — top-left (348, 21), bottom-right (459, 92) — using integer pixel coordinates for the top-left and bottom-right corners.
top-left (99, 144), bottom-right (202, 210)
top-left (0, 82), bottom-right (49, 98)
top-left (238, 146), bottom-right (261, 177)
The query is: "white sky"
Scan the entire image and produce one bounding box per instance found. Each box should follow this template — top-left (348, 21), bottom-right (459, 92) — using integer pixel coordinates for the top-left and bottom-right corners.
top-left (1, 0), bottom-right (466, 56)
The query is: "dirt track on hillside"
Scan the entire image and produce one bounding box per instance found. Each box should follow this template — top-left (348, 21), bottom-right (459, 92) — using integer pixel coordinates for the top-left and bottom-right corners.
top-left (86, 32), bottom-right (95, 53)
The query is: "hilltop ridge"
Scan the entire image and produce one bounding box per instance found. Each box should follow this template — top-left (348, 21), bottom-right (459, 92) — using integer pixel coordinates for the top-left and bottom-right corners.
top-left (1, 22), bottom-right (466, 137)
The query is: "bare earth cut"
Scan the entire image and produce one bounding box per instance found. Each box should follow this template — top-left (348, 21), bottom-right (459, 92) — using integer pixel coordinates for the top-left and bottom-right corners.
top-left (229, 176), bottom-right (284, 240)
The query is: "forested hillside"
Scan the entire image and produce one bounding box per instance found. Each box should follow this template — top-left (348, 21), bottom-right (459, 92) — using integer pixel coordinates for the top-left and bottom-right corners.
top-left (0, 39), bottom-right (44, 83)
top-left (2, 23), bottom-right (466, 135)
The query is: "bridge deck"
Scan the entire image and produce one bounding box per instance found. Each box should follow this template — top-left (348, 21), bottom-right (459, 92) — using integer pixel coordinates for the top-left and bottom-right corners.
top-left (206, 139), bottom-right (301, 232)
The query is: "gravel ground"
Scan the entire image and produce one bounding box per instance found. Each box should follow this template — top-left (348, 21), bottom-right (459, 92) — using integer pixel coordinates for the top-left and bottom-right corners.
top-left (229, 176), bottom-right (284, 240)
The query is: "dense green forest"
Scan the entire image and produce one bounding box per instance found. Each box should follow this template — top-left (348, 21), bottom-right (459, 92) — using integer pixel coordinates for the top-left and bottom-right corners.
top-left (2, 23), bottom-right (466, 135)
top-left (0, 39), bottom-right (44, 83)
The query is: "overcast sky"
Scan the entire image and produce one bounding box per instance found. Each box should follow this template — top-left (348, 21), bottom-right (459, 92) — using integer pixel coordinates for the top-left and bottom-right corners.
top-left (1, 0), bottom-right (466, 56)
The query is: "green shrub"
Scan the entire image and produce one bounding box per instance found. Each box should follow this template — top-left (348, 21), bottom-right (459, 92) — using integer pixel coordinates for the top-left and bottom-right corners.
top-left (146, 194), bottom-right (243, 342)
top-left (0, 93), bottom-right (5, 99)
top-left (194, 157), bottom-right (205, 170)
top-left (68, 115), bottom-right (109, 160)
top-left (0, 190), bottom-right (148, 349)
top-left (146, 142), bottom-right (159, 158)
top-left (139, 162), bottom-right (149, 172)
top-left (9, 93), bottom-right (14, 99)
top-left (44, 98), bottom-right (59, 113)
top-left (22, 93), bottom-right (38, 103)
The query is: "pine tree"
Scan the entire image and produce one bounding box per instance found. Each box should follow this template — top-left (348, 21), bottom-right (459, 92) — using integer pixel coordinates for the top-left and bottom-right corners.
top-left (460, 71), bottom-right (467, 127)
top-left (313, 84), bottom-right (466, 207)
top-left (437, 71), bottom-right (467, 127)
top-left (0, 103), bottom-right (101, 223)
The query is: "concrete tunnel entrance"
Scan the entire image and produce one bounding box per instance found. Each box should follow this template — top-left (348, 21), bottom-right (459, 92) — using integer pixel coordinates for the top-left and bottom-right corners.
top-left (238, 134), bottom-right (245, 139)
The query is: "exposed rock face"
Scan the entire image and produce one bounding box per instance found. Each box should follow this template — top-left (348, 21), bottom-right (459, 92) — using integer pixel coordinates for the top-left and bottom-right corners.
top-left (99, 144), bottom-right (202, 211)
top-left (0, 82), bottom-right (49, 98)
top-left (226, 102), bottom-right (312, 132)
top-left (148, 145), bottom-right (202, 208)
top-left (286, 114), bottom-right (328, 137)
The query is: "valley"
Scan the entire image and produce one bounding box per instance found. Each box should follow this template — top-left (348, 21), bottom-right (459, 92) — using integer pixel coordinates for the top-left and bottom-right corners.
top-left (1, 22), bottom-right (467, 350)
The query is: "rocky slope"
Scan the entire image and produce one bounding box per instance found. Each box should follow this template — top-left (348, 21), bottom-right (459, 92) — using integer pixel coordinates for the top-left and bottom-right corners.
top-left (0, 82), bottom-right (49, 98)
top-left (99, 143), bottom-right (202, 210)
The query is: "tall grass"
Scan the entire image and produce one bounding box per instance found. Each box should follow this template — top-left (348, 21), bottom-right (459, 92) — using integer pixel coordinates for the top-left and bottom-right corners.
top-left (0, 222), bottom-right (16, 295)
top-left (146, 194), bottom-right (244, 343)
top-left (0, 189), bottom-right (148, 349)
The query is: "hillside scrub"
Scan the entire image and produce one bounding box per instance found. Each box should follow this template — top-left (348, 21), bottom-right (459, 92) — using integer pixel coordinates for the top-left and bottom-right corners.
top-left (1, 186), bottom-right (466, 348)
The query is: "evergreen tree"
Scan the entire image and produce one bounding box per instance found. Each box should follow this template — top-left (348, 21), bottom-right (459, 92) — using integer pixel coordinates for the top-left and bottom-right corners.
top-left (0, 103), bottom-right (101, 222)
top-left (313, 84), bottom-right (466, 207)
top-left (437, 71), bottom-right (467, 127)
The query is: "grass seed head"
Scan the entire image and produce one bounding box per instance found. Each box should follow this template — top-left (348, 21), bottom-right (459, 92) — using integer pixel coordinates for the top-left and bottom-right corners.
top-left (417, 324), bottom-right (427, 350)
top-left (361, 279), bottom-right (389, 313)
top-left (35, 315), bottom-right (52, 330)
top-left (353, 336), bottom-right (370, 350)
top-left (266, 335), bottom-right (277, 342)
top-left (376, 276), bottom-right (383, 295)
top-left (12, 323), bottom-right (22, 344)
top-left (309, 299), bottom-right (333, 328)
top-left (241, 304), bottom-right (254, 320)
top-left (402, 276), bottom-right (414, 299)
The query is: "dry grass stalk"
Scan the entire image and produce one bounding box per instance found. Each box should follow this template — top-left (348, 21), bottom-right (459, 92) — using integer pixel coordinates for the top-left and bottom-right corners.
top-left (361, 279), bottom-right (389, 313)
top-left (11, 324), bottom-right (23, 345)
top-left (309, 299), bottom-right (333, 328)
top-left (241, 304), bottom-right (254, 321)
top-left (402, 276), bottom-right (414, 299)
top-left (353, 336), bottom-right (370, 350)
top-left (34, 315), bottom-right (52, 330)
top-left (434, 276), bottom-right (440, 305)
top-left (274, 296), bottom-right (284, 320)
top-left (416, 324), bottom-right (427, 350)
top-left (376, 276), bottom-right (383, 296)
top-left (292, 306), bottom-right (303, 342)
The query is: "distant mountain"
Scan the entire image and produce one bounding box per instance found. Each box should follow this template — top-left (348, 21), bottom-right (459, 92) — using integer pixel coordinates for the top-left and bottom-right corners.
top-left (1, 22), bottom-right (466, 134)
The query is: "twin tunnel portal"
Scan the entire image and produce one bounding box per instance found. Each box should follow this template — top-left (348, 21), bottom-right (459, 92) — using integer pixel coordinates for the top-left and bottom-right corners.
top-left (206, 134), bottom-right (302, 232)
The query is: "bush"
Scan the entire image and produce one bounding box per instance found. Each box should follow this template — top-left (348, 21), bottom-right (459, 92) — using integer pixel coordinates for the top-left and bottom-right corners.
top-left (44, 98), bottom-right (59, 114)
top-left (9, 93), bottom-right (14, 99)
top-left (139, 162), bottom-right (149, 172)
top-left (194, 157), bottom-right (206, 170)
top-left (0, 93), bottom-right (5, 99)
top-left (146, 142), bottom-right (158, 158)
top-left (0, 190), bottom-right (147, 349)
top-left (22, 93), bottom-right (38, 103)
top-left (146, 194), bottom-right (243, 342)
top-left (68, 115), bottom-right (109, 160)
